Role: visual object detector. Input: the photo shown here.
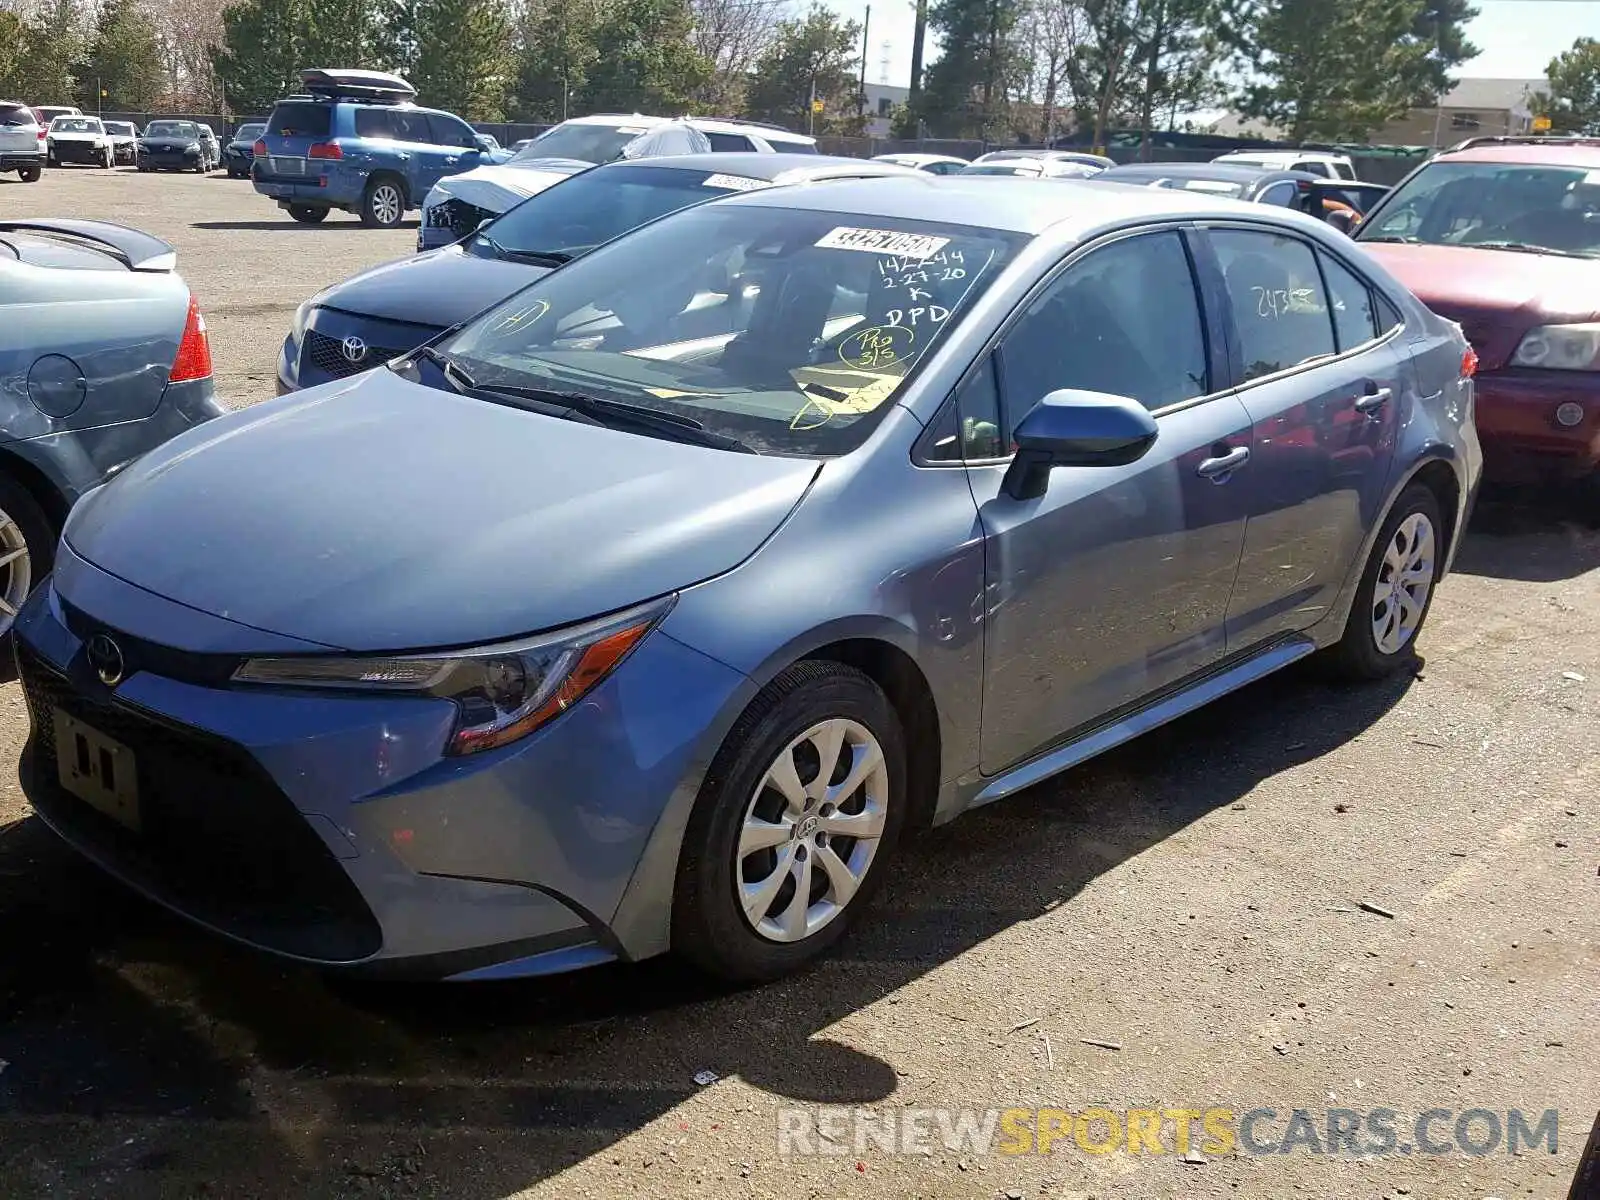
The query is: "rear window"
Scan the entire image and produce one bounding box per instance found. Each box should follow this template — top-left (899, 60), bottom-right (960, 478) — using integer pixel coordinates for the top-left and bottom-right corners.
top-left (515, 122), bottom-right (653, 164)
top-left (267, 102), bottom-right (332, 137)
top-left (769, 139), bottom-right (816, 154)
top-left (0, 104), bottom-right (36, 128)
top-left (704, 132), bottom-right (755, 152)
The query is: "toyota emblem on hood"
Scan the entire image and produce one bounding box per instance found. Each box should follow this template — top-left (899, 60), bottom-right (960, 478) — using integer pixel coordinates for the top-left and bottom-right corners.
top-left (340, 335), bottom-right (369, 364)
top-left (85, 633), bottom-right (125, 687)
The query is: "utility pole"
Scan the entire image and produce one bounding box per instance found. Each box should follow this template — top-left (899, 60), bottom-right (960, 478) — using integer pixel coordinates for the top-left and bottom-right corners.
top-left (858, 4), bottom-right (871, 125)
top-left (809, 76), bottom-right (816, 135)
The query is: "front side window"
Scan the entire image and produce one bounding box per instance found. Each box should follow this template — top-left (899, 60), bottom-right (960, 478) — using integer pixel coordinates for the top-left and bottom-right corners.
top-left (440, 205), bottom-right (1027, 456)
top-left (1357, 161), bottom-right (1600, 258)
top-left (1000, 230), bottom-right (1209, 416)
top-left (427, 114), bottom-right (476, 147)
top-left (924, 356), bottom-right (1005, 462)
top-left (1211, 229), bottom-right (1336, 382)
top-left (1257, 181), bottom-right (1298, 206)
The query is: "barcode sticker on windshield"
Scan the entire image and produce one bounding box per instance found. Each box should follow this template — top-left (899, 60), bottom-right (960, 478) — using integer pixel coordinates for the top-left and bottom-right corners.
top-left (702, 173), bottom-right (773, 191)
top-left (815, 227), bottom-right (951, 259)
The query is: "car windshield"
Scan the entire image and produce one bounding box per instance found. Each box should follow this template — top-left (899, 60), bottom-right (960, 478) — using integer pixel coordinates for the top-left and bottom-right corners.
top-left (438, 204), bottom-right (1027, 456)
top-left (1358, 160), bottom-right (1600, 258)
top-left (514, 122), bottom-right (654, 165)
top-left (478, 164), bottom-right (777, 260)
top-left (147, 121), bottom-right (197, 138)
top-left (963, 162), bottom-right (1040, 176)
top-left (105, 122), bottom-right (135, 135)
top-left (52, 118), bottom-right (100, 133)
top-left (1160, 177), bottom-right (1248, 197)
top-left (234, 124), bottom-right (264, 140)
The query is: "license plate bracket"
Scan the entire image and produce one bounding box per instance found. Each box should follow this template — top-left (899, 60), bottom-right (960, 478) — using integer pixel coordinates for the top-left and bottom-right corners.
top-left (54, 708), bottom-right (140, 831)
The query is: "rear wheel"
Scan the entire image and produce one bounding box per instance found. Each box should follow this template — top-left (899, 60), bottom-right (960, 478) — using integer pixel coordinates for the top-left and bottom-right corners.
top-left (0, 474), bottom-right (54, 645)
top-left (19, 166), bottom-right (40, 183)
top-left (287, 204), bottom-right (329, 225)
top-left (360, 176), bottom-right (405, 228)
top-left (672, 661), bottom-right (907, 982)
top-left (1324, 483), bottom-right (1444, 680)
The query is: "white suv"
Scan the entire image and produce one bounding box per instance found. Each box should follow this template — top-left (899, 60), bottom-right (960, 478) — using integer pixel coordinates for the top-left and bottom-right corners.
top-left (0, 102), bottom-right (44, 182)
top-left (1212, 150), bottom-right (1358, 181)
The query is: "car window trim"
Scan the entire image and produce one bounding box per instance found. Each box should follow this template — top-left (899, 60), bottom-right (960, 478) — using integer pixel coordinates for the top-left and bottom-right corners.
top-left (913, 220), bottom-right (1227, 467)
top-left (1190, 219), bottom-right (1406, 393)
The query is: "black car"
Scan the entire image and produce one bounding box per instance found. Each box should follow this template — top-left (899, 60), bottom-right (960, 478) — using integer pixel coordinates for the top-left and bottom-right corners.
top-left (1094, 161), bottom-right (1390, 231)
top-left (278, 152), bottom-right (916, 392)
top-left (223, 122), bottom-right (264, 178)
top-left (136, 119), bottom-right (211, 173)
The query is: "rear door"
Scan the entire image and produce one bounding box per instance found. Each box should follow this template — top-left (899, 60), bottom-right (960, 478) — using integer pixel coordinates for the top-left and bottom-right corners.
top-left (1197, 224), bottom-right (1402, 650)
top-left (261, 100), bottom-right (332, 179)
top-left (0, 103), bottom-right (39, 158)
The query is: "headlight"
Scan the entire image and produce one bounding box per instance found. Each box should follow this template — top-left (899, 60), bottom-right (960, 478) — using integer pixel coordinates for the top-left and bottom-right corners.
top-left (1510, 323), bottom-right (1600, 370)
top-left (232, 596), bottom-right (674, 754)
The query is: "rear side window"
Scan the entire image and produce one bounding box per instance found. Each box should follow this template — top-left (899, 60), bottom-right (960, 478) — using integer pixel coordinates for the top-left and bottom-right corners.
top-left (704, 132), bottom-right (755, 152)
top-left (1335, 163), bottom-right (1357, 181)
top-left (0, 104), bottom-right (35, 127)
top-left (1211, 229), bottom-right (1336, 382)
top-left (1293, 160), bottom-right (1331, 177)
top-left (1258, 181), bottom-right (1297, 206)
top-left (388, 109), bottom-right (431, 142)
top-left (267, 102), bottom-right (331, 137)
top-left (1318, 250), bottom-right (1380, 350)
top-left (354, 109), bottom-right (395, 138)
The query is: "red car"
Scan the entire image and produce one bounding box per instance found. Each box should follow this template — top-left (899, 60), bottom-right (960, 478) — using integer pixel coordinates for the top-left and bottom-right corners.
top-left (1355, 137), bottom-right (1600, 496)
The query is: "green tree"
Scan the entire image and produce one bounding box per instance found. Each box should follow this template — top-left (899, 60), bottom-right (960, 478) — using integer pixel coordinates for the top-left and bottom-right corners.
top-left (1402, 0), bottom-right (1480, 105)
top-left (214, 0), bottom-right (303, 113)
top-left (10, 0), bottom-right (87, 106)
top-left (412, 0), bottom-right (513, 119)
top-left (1534, 37), bottom-right (1600, 135)
top-left (0, 11), bottom-right (27, 98)
top-left (511, 0), bottom-right (602, 122)
top-left (299, 0), bottom-right (386, 70)
top-left (918, 0), bottom-right (1021, 139)
top-left (743, 4), bottom-right (862, 133)
top-left (1225, 0), bottom-right (1431, 142)
top-left (579, 0), bottom-right (708, 113)
top-left (84, 0), bottom-right (167, 110)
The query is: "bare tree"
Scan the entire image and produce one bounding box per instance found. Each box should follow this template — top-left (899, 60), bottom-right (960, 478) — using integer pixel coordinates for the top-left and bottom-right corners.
top-left (149, 0), bottom-right (226, 107)
top-left (690, 0), bottom-right (789, 113)
top-left (1026, 0), bottom-right (1086, 143)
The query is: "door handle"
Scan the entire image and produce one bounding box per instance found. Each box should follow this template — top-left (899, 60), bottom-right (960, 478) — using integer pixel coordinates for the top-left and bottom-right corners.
top-left (1197, 445), bottom-right (1250, 478)
top-left (445, 156), bottom-right (458, 165)
top-left (1354, 385), bottom-right (1392, 414)
top-left (397, 151), bottom-right (410, 161)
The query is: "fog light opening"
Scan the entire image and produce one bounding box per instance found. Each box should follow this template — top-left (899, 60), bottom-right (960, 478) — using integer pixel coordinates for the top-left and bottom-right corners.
top-left (1555, 401), bottom-right (1585, 427)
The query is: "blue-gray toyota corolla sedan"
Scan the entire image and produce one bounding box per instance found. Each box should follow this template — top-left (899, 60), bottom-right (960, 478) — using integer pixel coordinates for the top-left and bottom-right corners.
top-left (15, 177), bottom-right (1482, 983)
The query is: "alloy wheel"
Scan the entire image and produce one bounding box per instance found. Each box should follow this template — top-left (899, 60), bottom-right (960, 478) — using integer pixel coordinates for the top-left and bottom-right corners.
top-left (736, 718), bottom-right (889, 944)
top-left (0, 504), bottom-right (32, 636)
top-left (371, 184), bottom-right (402, 226)
top-left (1371, 511), bottom-right (1435, 655)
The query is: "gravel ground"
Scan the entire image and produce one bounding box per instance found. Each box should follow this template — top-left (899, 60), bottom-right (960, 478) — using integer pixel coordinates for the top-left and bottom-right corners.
top-left (0, 166), bottom-right (1596, 1200)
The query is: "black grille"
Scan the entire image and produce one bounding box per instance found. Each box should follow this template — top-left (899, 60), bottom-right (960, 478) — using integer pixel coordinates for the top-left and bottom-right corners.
top-left (305, 329), bottom-right (401, 379)
top-left (58, 598), bottom-right (242, 687)
top-left (17, 641), bottom-right (382, 963)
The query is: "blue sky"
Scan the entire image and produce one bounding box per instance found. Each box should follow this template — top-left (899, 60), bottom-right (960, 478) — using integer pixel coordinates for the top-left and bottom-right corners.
top-left (837, 0), bottom-right (1600, 92)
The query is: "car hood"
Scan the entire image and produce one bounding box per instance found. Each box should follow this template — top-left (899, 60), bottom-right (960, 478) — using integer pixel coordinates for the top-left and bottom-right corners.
top-left (140, 135), bottom-right (199, 148)
top-left (315, 244), bottom-right (551, 328)
top-left (63, 369), bottom-right (820, 651)
top-left (425, 160), bottom-right (589, 216)
top-left (1361, 241), bottom-right (1600, 369)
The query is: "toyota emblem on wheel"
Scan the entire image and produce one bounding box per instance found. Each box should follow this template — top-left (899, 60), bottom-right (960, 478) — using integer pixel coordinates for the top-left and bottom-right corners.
top-left (85, 634), bottom-right (125, 687)
top-left (340, 336), bottom-right (368, 364)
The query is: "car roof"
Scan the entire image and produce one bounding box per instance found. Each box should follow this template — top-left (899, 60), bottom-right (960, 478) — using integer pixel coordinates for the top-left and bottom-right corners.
top-left (1217, 149), bottom-right (1351, 162)
top-left (716, 173), bottom-right (1273, 235)
top-left (1435, 140), bottom-right (1600, 168)
top-left (1100, 162), bottom-right (1312, 184)
top-left (598, 152), bottom-right (913, 182)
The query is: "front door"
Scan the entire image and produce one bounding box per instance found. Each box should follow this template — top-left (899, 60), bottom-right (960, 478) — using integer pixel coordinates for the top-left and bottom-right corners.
top-left (1198, 226), bottom-right (1402, 650)
top-left (970, 227), bottom-right (1256, 774)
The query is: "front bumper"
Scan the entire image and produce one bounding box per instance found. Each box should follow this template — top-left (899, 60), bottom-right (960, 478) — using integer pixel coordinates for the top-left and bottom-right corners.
top-left (51, 141), bottom-right (106, 164)
top-left (1474, 368), bottom-right (1600, 481)
top-left (138, 149), bottom-right (201, 170)
top-left (14, 563), bottom-right (748, 979)
top-left (418, 197), bottom-right (494, 252)
top-left (277, 306), bottom-right (443, 393)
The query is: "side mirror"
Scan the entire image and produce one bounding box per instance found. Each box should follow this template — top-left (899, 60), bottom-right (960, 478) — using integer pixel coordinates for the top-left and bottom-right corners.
top-left (1325, 209), bottom-right (1358, 235)
top-left (474, 134), bottom-right (496, 153)
top-left (1001, 389), bottom-right (1159, 501)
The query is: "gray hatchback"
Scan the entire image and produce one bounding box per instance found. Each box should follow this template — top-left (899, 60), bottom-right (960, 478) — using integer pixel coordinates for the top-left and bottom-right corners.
top-left (0, 219), bottom-right (225, 639)
top-left (15, 180), bottom-right (1479, 983)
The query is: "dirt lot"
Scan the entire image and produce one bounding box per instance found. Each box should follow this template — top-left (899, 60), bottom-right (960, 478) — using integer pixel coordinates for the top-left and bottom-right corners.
top-left (0, 167), bottom-right (1596, 1200)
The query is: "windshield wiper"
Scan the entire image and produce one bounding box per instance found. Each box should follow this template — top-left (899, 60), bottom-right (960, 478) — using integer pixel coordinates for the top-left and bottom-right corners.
top-left (407, 345), bottom-right (479, 392)
top-left (476, 233), bottom-right (573, 267)
top-left (1359, 234), bottom-right (1417, 243)
top-left (469, 382), bottom-right (757, 453)
top-left (1466, 240), bottom-right (1591, 259)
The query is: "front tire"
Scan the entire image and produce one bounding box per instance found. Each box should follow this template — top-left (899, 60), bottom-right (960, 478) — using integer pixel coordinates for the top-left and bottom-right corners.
top-left (360, 176), bottom-right (405, 228)
top-left (1324, 483), bottom-right (1445, 680)
top-left (672, 661), bottom-right (907, 983)
top-left (0, 474), bottom-right (54, 646)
